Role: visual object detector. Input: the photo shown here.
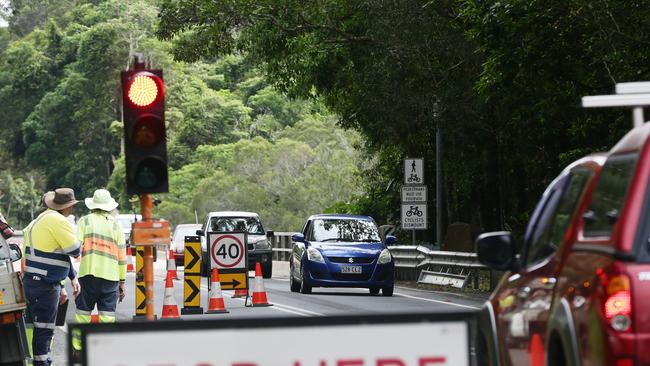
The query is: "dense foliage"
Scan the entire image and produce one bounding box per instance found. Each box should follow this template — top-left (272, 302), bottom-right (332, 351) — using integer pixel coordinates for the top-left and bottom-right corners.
top-left (0, 0), bottom-right (363, 231)
top-left (1, 0), bottom-right (648, 241)
top-left (158, 0), bottom-right (650, 243)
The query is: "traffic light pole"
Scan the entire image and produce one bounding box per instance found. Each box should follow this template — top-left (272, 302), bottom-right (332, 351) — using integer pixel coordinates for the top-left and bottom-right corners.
top-left (140, 194), bottom-right (155, 321)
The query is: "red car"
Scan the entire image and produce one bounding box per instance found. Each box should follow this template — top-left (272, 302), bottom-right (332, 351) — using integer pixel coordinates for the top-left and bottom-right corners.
top-left (475, 123), bottom-right (650, 365)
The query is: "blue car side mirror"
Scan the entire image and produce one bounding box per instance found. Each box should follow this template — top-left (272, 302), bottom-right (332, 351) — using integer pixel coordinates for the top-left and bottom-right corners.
top-left (292, 233), bottom-right (305, 242)
top-left (385, 235), bottom-right (397, 245)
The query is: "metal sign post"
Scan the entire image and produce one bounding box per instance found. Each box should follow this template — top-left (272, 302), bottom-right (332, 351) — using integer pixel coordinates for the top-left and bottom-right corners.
top-left (130, 194), bottom-right (171, 321)
top-left (140, 194), bottom-right (154, 321)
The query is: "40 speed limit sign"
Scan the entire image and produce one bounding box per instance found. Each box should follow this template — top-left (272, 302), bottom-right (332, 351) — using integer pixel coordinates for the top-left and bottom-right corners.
top-left (208, 232), bottom-right (249, 290)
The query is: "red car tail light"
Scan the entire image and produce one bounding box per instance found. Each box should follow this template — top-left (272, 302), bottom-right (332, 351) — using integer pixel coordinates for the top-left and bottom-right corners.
top-left (598, 268), bottom-right (633, 332)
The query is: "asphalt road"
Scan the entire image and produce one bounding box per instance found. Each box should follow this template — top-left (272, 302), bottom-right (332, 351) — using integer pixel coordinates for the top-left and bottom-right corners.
top-left (50, 254), bottom-right (484, 364)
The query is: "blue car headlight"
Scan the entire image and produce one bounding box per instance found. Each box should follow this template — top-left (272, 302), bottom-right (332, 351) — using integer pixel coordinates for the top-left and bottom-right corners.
top-left (378, 249), bottom-right (392, 264)
top-left (307, 247), bottom-right (325, 263)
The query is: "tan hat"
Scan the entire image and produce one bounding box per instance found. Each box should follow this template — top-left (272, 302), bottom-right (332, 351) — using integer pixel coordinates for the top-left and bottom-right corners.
top-left (85, 189), bottom-right (118, 212)
top-left (43, 188), bottom-right (79, 210)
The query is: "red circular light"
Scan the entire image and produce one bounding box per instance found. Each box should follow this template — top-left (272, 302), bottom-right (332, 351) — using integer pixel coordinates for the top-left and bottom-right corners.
top-left (128, 75), bottom-right (160, 107)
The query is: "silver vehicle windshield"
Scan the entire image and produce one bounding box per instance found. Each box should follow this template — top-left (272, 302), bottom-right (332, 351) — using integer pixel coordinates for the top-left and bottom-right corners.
top-left (312, 219), bottom-right (381, 243)
top-left (209, 217), bottom-right (264, 235)
top-left (173, 225), bottom-right (201, 243)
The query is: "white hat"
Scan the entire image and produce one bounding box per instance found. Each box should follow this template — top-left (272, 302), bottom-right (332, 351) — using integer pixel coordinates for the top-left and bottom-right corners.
top-left (85, 189), bottom-right (118, 212)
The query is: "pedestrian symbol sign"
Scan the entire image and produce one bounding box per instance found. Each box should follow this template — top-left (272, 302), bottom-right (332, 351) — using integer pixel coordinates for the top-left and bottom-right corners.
top-left (404, 158), bottom-right (424, 184)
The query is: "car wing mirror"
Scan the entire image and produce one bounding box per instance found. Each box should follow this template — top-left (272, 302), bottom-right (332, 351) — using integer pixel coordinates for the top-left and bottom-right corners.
top-left (475, 231), bottom-right (517, 271)
top-left (266, 230), bottom-right (275, 238)
top-left (385, 235), bottom-right (397, 245)
top-left (8, 243), bottom-right (22, 262)
top-left (196, 229), bottom-right (205, 236)
top-left (291, 233), bottom-right (305, 243)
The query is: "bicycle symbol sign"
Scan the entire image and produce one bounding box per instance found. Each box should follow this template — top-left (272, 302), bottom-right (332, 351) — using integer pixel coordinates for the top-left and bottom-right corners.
top-left (209, 233), bottom-right (247, 269)
top-left (401, 204), bottom-right (427, 230)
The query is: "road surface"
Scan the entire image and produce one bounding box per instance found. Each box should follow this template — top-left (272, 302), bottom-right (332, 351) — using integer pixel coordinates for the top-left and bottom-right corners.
top-left (50, 254), bottom-right (484, 363)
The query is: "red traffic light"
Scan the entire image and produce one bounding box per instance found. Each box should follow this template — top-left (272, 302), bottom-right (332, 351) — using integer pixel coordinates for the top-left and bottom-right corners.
top-left (127, 73), bottom-right (163, 108)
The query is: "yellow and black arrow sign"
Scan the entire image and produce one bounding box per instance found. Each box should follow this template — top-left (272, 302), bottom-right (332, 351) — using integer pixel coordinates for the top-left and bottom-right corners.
top-left (182, 237), bottom-right (203, 315)
top-left (134, 248), bottom-right (146, 317)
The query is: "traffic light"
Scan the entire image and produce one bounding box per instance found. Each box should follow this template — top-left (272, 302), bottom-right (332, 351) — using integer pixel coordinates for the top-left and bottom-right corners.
top-left (121, 63), bottom-right (168, 194)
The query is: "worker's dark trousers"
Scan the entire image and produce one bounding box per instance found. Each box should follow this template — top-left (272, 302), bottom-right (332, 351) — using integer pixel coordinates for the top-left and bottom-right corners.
top-left (23, 276), bottom-right (60, 366)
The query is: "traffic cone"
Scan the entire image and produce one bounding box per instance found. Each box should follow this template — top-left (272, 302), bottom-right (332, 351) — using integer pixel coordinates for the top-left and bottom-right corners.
top-left (251, 262), bottom-right (272, 307)
top-left (161, 271), bottom-right (180, 319)
top-left (529, 333), bottom-right (544, 366)
top-left (232, 283), bottom-right (248, 298)
top-left (167, 249), bottom-right (178, 279)
top-left (126, 246), bottom-right (135, 272)
top-left (90, 308), bottom-right (99, 323)
top-left (206, 268), bottom-right (229, 314)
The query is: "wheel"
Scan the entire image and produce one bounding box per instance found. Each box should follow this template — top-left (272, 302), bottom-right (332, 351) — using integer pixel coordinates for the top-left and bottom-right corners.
top-left (369, 287), bottom-right (380, 295)
top-left (382, 285), bottom-right (394, 296)
top-left (263, 261), bottom-right (272, 279)
top-left (299, 262), bottom-right (312, 294)
top-left (289, 264), bottom-right (300, 292)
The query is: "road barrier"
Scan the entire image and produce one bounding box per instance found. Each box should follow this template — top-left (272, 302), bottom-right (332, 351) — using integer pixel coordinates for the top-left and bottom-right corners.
top-left (269, 233), bottom-right (496, 291)
top-left (269, 232), bottom-right (293, 261)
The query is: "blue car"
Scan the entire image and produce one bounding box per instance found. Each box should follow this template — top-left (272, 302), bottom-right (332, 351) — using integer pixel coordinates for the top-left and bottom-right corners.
top-left (289, 214), bottom-right (396, 296)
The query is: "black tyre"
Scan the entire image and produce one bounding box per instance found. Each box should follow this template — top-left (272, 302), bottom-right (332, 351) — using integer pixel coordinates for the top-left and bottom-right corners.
top-left (369, 287), bottom-right (380, 295)
top-left (263, 262), bottom-right (272, 279)
top-left (299, 262), bottom-right (312, 294)
top-left (382, 285), bottom-right (394, 296)
top-left (289, 264), bottom-right (300, 292)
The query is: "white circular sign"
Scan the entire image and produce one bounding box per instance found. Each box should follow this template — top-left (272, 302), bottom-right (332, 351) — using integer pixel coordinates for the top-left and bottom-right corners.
top-left (210, 234), bottom-right (245, 268)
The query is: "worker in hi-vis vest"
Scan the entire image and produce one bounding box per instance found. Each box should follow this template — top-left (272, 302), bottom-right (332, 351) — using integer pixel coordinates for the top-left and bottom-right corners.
top-left (71, 189), bottom-right (126, 354)
top-left (22, 188), bottom-right (81, 366)
top-left (22, 192), bottom-right (75, 364)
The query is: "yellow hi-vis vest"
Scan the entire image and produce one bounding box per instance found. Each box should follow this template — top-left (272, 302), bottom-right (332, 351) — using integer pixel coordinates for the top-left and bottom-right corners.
top-left (77, 211), bottom-right (126, 282)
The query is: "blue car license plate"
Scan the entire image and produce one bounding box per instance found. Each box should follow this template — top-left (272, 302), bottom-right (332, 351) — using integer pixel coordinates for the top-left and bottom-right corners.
top-left (341, 266), bottom-right (362, 274)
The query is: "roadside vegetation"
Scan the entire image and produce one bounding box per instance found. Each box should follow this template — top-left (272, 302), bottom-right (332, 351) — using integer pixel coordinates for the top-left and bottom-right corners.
top-left (0, 1), bottom-right (647, 242)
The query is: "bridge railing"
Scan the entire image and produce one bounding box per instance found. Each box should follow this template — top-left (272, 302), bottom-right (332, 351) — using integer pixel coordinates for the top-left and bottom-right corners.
top-left (269, 235), bottom-right (496, 291)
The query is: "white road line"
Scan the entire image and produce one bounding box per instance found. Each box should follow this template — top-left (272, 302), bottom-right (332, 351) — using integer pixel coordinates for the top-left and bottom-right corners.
top-left (202, 285), bottom-right (321, 317)
top-left (394, 292), bottom-right (480, 310)
top-left (272, 303), bottom-right (324, 316)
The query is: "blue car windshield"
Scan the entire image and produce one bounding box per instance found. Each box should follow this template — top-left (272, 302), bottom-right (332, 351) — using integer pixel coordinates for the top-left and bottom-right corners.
top-left (312, 219), bottom-right (381, 243)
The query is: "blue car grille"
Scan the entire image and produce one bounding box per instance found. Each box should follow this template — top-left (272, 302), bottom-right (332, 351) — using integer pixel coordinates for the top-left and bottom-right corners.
top-left (331, 273), bottom-right (372, 281)
top-left (327, 256), bottom-right (374, 264)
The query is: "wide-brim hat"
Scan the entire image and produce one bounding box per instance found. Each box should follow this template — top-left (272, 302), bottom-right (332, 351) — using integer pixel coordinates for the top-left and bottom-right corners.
top-left (44, 188), bottom-right (79, 210)
top-left (85, 189), bottom-right (118, 212)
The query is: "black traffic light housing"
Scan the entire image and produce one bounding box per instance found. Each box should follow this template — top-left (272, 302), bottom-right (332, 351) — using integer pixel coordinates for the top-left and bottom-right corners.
top-left (121, 60), bottom-right (168, 194)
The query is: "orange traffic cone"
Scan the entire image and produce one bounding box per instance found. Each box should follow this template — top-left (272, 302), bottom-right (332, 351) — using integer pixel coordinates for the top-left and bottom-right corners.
top-left (126, 246), bottom-right (135, 272)
top-left (232, 284), bottom-right (248, 298)
top-left (529, 333), bottom-right (544, 366)
top-left (167, 249), bottom-right (178, 279)
top-left (90, 308), bottom-right (99, 323)
top-left (161, 271), bottom-right (180, 319)
top-left (251, 262), bottom-right (272, 307)
top-left (206, 268), bottom-right (229, 314)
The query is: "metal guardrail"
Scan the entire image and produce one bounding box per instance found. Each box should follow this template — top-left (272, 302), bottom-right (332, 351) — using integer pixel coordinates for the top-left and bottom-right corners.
top-left (269, 232), bottom-right (293, 262)
top-left (269, 236), bottom-right (495, 291)
top-left (389, 245), bottom-right (491, 290)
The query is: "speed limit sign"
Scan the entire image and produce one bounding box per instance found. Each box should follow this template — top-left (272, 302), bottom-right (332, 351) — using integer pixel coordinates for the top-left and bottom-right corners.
top-left (208, 232), bottom-right (249, 290)
top-left (209, 232), bottom-right (247, 269)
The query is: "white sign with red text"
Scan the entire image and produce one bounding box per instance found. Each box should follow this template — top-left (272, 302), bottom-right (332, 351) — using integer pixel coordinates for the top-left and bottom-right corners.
top-left (85, 321), bottom-right (469, 366)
